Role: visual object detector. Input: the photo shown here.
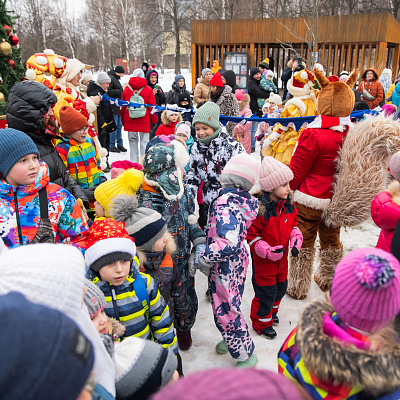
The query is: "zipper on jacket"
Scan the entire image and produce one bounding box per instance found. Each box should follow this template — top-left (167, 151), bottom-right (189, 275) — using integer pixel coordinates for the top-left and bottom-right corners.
top-left (13, 189), bottom-right (24, 245)
top-left (111, 287), bottom-right (120, 321)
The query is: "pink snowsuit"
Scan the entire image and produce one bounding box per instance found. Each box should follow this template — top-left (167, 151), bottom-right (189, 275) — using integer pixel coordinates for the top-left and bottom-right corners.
top-left (234, 103), bottom-right (252, 154)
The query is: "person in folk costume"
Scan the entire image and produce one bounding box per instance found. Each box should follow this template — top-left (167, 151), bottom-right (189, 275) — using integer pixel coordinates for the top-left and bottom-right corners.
top-left (287, 68), bottom-right (358, 300)
top-left (262, 69), bottom-right (317, 166)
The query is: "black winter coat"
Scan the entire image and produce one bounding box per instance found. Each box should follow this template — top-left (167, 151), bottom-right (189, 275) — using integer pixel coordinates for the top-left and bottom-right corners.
top-left (166, 82), bottom-right (192, 107)
top-left (248, 77), bottom-right (271, 116)
top-left (87, 82), bottom-right (115, 134)
top-left (222, 70), bottom-right (240, 94)
top-left (6, 81), bottom-right (89, 206)
top-left (146, 70), bottom-right (166, 106)
top-left (107, 70), bottom-right (123, 115)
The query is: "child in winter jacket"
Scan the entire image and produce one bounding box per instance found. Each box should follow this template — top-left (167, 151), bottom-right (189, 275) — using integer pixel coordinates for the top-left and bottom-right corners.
top-left (93, 168), bottom-right (143, 219)
top-left (155, 110), bottom-right (183, 137)
top-left (85, 218), bottom-right (178, 354)
top-left (198, 154), bottom-right (259, 367)
top-left (0, 128), bottom-right (88, 248)
top-left (138, 139), bottom-right (206, 351)
top-left (234, 89), bottom-right (253, 154)
top-left (187, 102), bottom-right (245, 229)
top-left (258, 70), bottom-right (278, 108)
top-left (371, 151), bottom-right (400, 253)
top-left (278, 247), bottom-right (400, 400)
top-left (174, 122), bottom-right (194, 173)
top-left (55, 106), bottom-right (106, 215)
top-left (247, 157), bottom-right (303, 339)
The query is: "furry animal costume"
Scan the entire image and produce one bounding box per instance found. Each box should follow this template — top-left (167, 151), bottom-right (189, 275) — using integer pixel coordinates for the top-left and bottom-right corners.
top-left (287, 68), bottom-right (358, 300)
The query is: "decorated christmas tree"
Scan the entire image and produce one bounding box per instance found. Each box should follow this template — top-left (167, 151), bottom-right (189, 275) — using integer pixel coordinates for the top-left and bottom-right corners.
top-left (0, 0), bottom-right (24, 115)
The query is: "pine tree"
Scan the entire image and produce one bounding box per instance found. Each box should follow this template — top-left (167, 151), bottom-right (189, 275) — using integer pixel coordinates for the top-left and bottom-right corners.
top-left (0, 0), bottom-right (24, 115)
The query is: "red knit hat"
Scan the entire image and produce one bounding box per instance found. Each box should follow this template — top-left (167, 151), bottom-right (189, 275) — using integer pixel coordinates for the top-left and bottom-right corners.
top-left (59, 105), bottom-right (89, 135)
top-left (209, 72), bottom-right (223, 87)
top-left (84, 219), bottom-right (136, 272)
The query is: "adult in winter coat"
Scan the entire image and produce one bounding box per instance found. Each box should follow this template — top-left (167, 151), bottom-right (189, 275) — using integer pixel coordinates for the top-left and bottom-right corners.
top-left (6, 80), bottom-right (89, 208)
top-left (357, 68), bottom-right (383, 109)
top-left (281, 60), bottom-right (293, 101)
top-left (234, 90), bottom-right (252, 154)
top-left (208, 72), bottom-right (239, 137)
top-left (287, 69), bottom-right (358, 300)
top-left (121, 69), bottom-right (158, 163)
top-left (146, 69), bottom-right (165, 138)
top-left (248, 67), bottom-right (273, 117)
top-left (193, 68), bottom-right (212, 105)
top-left (107, 65), bottom-right (127, 152)
top-left (222, 70), bottom-right (240, 94)
top-left (166, 75), bottom-right (192, 107)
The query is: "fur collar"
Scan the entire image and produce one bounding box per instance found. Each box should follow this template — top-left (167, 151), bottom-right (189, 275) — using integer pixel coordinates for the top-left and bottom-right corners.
top-left (296, 300), bottom-right (400, 396)
top-left (388, 180), bottom-right (400, 206)
top-left (255, 190), bottom-right (293, 216)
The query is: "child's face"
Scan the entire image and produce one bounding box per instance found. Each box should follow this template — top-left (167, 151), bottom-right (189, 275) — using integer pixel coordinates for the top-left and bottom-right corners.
top-left (70, 126), bottom-right (89, 143)
top-left (180, 100), bottom-right (189, 106)
top-left (271, 182), bottom-right (290, 201)
top-left (195, 122), bottom-right (215, 139)
top-left (153, 231), bottom-right (169, 252)
top-left (94, 201), bottom-right (105, 218)
top-left (91, 309), bottom-right (108, 334)
top-left (262, 104), bottom-right (269, 116)
top-left (175, 132), bottom-right (188, 142)
top-left (99, 260), bottom-right (131, 286)
top-left (169, 114), bottom-right (179, 123)
top-left (6, 154), bottom-right (40, 187)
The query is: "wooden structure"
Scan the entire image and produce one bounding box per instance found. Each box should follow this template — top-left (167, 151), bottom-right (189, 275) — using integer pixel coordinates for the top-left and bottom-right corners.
top-left (191, 13), bottom-right (400, 88)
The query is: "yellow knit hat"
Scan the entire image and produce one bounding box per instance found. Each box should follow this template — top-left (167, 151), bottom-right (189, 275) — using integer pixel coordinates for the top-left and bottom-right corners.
top-left (94, 168), bottom-right (144, 217)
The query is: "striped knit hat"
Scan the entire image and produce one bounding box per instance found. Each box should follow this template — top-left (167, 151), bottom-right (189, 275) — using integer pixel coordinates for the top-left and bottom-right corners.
top-left (221, 154), bottom-right (259, 192)
top-left (83, 279), bottom-right (106, 318)
top-left (331, 247), bottom-right (400, 333)
top-left (259, 156), bottom-right (293, 192)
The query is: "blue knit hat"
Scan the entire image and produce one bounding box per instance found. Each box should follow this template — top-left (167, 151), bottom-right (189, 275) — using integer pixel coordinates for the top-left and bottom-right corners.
top-left (0, 128), bottom-right (40, 178)
top-left (0, 291), bottom-right (94, 400)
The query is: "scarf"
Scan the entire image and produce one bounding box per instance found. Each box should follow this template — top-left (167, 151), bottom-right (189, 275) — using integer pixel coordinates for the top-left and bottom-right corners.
top-left (307, 115), bottom-right (352, 132)
top-left (197, 128), bottom-right (221, 146)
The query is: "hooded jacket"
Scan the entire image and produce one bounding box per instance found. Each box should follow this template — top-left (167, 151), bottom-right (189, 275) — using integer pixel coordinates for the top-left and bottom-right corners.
top-left (193, 77), bottom-right (210, 105)
top-left (121, 77), bottom-right (158, 133)
top-left (146, 70), bottom-right (165, 106)
top-left (6, 81), bottom-right (88, 205)
top-left (278, 300), bottom-right (400, 400)
top-left (357, 68), bottom-right (384, 109)
top-left (371, 180), bottom-right (400, 253)
top-left (107, 69), bottom-right (124, 115)
top-left (234, 94), bottom-right (252, 154)
top-left (0, 161), bottom-right (87, 248)
top-left (166, 79), bottom-right (192, 107)
top-left (211, 60), bottom-right (222, 75)
top-left (222, 70), bottom-right (240, 94)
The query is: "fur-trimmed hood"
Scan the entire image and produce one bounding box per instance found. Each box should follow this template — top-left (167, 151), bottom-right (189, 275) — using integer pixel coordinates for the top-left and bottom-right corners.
top-left (254, 190), bottom-right (294, 217)
top-left (296, 300), bottom-right (400, 397)
top-left (238, 94), bottom-right (250, 111)
top-left (161, 110), bottom-right (183, 125)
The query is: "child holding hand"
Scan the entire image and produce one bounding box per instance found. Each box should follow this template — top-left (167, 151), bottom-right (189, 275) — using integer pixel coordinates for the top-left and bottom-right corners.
top-left (247, 157), bottom-right (303, 340)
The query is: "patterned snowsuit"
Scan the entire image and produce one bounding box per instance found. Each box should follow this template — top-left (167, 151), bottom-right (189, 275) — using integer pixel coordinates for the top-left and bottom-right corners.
top-left (202, 188), bottom-right (258, 361)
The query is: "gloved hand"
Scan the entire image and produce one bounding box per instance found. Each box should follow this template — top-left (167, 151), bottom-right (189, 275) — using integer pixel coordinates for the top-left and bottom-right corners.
top-left (188, 250), bottom-right (198, 278)
top-left (255, 240), bottom-right (285, 262)
top-left (195, 244), bottom-right (206, 264)
top-left (99, 175), bottom-right (107, 184)
top-left (198, 253), bottom-right (213, 276)
top-left (263, 131), bottom-right (281, 149)
top-left (290, 228), bottom-right (303, 257)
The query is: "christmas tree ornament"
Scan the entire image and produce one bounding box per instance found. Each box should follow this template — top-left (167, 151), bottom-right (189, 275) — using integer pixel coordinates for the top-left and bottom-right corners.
top-left (8, 59), bottom-right (15, 69)
top-left (9, 35), bottom-right (18, 46)
top-left (0, 40), bottom-right (11, 56)
top-left (3, 25), bottom-right (10, 36)
top-left (0, 92), bottom-right (5, 102)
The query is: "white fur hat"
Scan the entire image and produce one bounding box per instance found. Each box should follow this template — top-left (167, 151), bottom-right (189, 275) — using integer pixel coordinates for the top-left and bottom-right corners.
top-left (269, 93), bottom-right (282, 106)
top-left (62, 58), bottom-right (86, 81)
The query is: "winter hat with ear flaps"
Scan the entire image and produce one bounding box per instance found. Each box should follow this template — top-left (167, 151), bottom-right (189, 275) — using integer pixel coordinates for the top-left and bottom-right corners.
top-left (330, 247), bottom-right (400, 333)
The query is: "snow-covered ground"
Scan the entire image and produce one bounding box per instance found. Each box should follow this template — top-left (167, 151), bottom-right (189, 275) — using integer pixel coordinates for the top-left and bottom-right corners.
top-left (105, 69), bottom-right (381, 375)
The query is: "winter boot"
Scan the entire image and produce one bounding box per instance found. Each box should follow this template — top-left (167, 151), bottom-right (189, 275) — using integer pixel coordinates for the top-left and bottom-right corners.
top-left (236, 354), bottom-right (258, 368)
top-left (259, 326), bottom-right (277, 340)
top-left (272, 313), bottom-right (279, 326)
top-left (286, 247), bottom-right (316, 300)
top-left (215, 340), bottom-right (229, 355)
top-left (314, 246), bottom-right (344, 292)
top-left (177, 330), bottom-right (192, 351)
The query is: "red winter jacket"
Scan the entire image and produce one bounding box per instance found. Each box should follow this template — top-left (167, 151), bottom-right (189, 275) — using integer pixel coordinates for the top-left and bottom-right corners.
top-left (155, 121), bottom-right (178, 137)
top-left (371, 182), bottom-right (400, 253)
top-left (121, 77), bottom-right (158, 133)
top-left (246, 192), bottom-right (298, 286)
top-left (289, 127), bottom-right (347, 209)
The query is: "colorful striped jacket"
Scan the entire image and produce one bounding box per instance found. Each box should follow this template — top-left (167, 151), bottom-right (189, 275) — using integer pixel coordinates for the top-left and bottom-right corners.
top-left (87, 259), bottom-right (178, 355)
top-left (55, 136), bottom-right (104, 189)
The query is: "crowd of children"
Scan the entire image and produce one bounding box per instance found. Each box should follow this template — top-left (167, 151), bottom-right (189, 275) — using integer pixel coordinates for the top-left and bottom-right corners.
top-left (2, 58), bottom-right (400, 400)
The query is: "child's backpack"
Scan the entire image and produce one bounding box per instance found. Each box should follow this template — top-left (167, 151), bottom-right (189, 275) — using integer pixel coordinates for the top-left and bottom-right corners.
top-left (128, 85), bottom-right (146, 119)
top-left (133, 273), bottom-right (150, 321)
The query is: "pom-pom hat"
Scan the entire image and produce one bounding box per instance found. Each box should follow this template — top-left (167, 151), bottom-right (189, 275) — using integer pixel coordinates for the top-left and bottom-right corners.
top-left (330, 247), bottom-right (400, 333)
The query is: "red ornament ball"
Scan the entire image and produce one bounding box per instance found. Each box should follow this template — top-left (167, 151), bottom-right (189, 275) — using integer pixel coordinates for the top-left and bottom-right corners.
top-left (8, 59), bottom-right (15, 69)
top-left (9, 35), bottom-right (18, 46)
top-left (3, 25), bottom-right (11, 36)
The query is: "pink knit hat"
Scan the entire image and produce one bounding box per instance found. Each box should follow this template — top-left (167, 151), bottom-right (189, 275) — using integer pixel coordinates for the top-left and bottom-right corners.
top-left (175, 122), bottom-right (191, 141)
top-left (331, 247), bottom-right (400, 333)
top-left (234, 89), bottom-right (245, 102)
top-left (110, 160), bottom-right (143, 179)
top-left (151, 368), bottom-right (312, 400)
top-left (259, 156), bottom-right (293, 192)
top-left (221, 154), bottom-right (259, 192)
top-left (389, 151), bottom-right (400, 182)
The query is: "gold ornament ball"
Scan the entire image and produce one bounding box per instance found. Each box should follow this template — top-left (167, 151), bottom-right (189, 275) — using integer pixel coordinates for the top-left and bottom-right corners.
top-left (0, 92), bottom-right (5, 102)
top-left (0, 40), bottom-right (12, 56)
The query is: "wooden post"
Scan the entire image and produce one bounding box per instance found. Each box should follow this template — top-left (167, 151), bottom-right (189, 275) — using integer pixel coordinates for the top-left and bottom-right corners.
top-left (375, 41), bottom-right (387, 74)
top-left (333, 44), bottom-right (339, 75)
top-left (393, 44), bottom-right (400, 80)
top-left (277, 47), bottom-right (280, 78)
top-left (360, 44), bottom-right (366, 71)
top-left (321, 45), bottom-right (326, 68)
top-left (327, 44), bottom-right (332, 75)
top-left (339, 44), bottom-right (345, 73)
top-left (197, 45), bottom-right (202, 80)
top-left (301, 43), bottom-right (304, 59)
top-left (191, 43), bottom-right (197, 89)
top-left (354, 44), bottom-right (359, 70)
top-left (346, 44), bottom-right (352, 71)
top-left (221, 45), bottom-right (225, 65)
top-left (250, 43), bottom-right (255, 67)
top-left (367, 43), bottom-right (372, 68)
